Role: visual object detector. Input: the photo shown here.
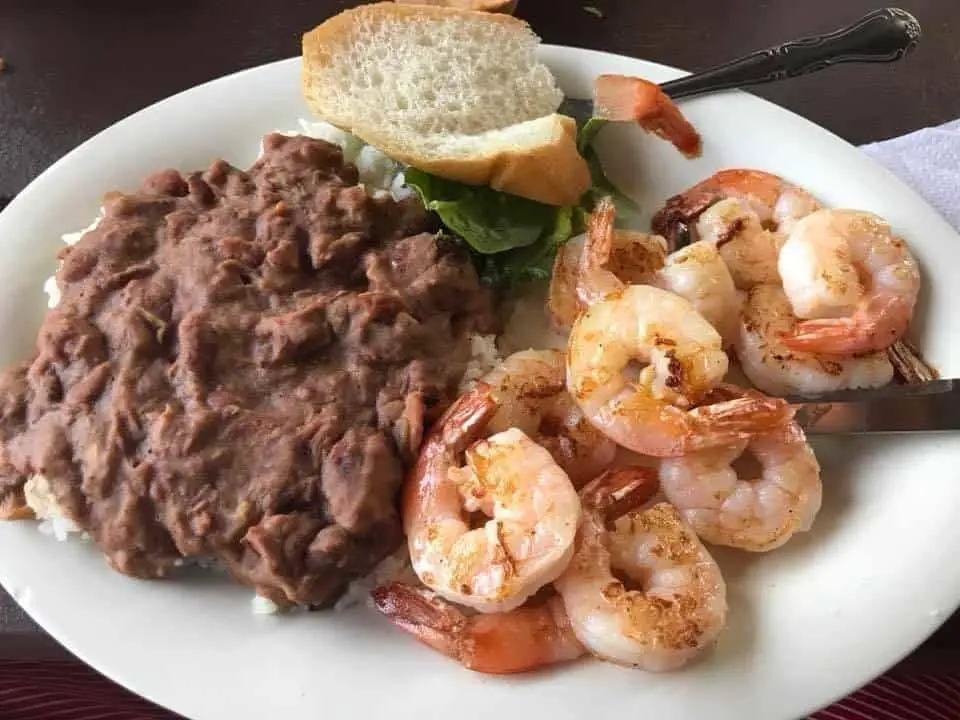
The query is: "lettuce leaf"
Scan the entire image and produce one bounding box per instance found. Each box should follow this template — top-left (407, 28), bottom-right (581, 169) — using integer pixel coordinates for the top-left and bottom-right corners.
top-left (472, 205), bottom-right (581, 285)
top-left (403, 168), bottom-right (556, 255)
top-left (403, 119), bottom-right (641, 286)
top-left (577, 118), bottom-right (645, 229)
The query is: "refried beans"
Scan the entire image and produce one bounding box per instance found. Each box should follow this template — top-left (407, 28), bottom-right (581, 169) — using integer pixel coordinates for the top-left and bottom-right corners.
top-left (0, 133), bottom-right (497, 607)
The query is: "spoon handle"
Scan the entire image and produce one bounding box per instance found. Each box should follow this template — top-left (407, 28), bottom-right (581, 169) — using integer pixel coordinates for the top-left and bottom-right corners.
top-left (661, 8), bottom-right (921, 100)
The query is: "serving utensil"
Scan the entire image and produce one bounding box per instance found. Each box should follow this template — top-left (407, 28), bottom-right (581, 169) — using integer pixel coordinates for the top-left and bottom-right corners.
top-left (560, 7), bottom-right (921, 122)
top-left (789, 378), bottom-right (959, 435)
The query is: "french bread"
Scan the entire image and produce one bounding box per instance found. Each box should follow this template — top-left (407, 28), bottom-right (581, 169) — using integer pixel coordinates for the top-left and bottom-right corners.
top-left (301, 2), bottom-right (590, 206)
top-left (394, 0), bottom-right (518, 14)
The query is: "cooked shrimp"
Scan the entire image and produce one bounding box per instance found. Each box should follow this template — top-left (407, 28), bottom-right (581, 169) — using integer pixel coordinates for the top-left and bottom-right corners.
top-left (736, 284), bottom-right (894, 396)
top-left (652, 169), bottom-right (821, 287)
top-left (778, 209), bottom-right (921, 355)
top-left (547, 227), bottom-right (665, 332)
top-left (404, 385), bottom-right (581, 613)
top-left (566, 283), bottom-right (795, 457)
top-left (562, 197), bottom-right (738, 343)
top-left (483, 349), bottom-right (618, 488)
top-left (547, 233), bottom-right (587, 331)
top-left (373, 584), bottom-right (585, 674)
top-left (653, 241), bottom-right (741, 346)
top-left (575, 197), bottom-right (667, 308)
top-left (375, 467), bottom-right (661, 675)
top-left (594, 74), bottom-right (702, 158)
top-left (555, 472), bottom-right (727, 671)
top-left (660, 405), bottom-right (822, 552)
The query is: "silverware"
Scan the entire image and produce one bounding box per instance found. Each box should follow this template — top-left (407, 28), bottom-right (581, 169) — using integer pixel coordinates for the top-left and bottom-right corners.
top-left (559, 7), bottom-right (921, 123)
top-left (787, 379), bottom-right (960, 435)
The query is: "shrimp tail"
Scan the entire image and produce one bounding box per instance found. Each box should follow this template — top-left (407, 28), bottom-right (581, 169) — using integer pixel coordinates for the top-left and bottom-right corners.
top-left (374, 583), bottom-right (585, 674)
top-left (373, 583), bottom-right (472, 663)
top-left (779, 319), bottom-right (863, 353)
top-left (579, 466), bottom-right (660, 521)
top-left (585, 198), bottom-right (616, 268)
top-left (689, 395), bottom-right (796, 449)
top-left (780, 294), bottom-right (910, 354)
top-left (577, 197), bottom-right (619, 306)
top-left (430, 381), bottom-right (499, 452)
top-left (594, 74), bottom-right (702, 158)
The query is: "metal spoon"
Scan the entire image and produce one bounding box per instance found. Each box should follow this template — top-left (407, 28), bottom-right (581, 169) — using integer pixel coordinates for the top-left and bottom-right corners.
top-left (560, 7), bottom-right (921, 122)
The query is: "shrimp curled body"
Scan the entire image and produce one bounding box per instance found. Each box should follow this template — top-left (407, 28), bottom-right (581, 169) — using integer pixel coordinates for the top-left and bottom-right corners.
top-left (378, 467), bottom-right (661, 675)
top-left (660, 405), bottom-right (822, 552)
top-left (652, 169), bottom-right (821, 289)
top-left (736, 284), bottom-right (894, 397)
top-left (548, 197), bottom-right (740, 352)
top-left (482, 349), bottom-right (618, 488)
top-left (555, 492), bottom-right (727, 671)
top-left (566, 284), bottom-right (794, 457)
top-left (373, 585), bottom-right (585, 674)
top-left (778, 208), bottom-right (921, 355)
top-left (403, 386), bottom-right (581, 613)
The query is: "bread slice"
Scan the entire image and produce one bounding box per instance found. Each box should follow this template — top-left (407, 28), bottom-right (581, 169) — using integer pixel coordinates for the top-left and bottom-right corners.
top-left (301, 2), bottom-right (591, 206)
top-left (394, 0), bottom-right (518, 14)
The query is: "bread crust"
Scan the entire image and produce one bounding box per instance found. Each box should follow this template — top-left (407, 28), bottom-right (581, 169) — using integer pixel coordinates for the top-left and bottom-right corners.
top-left (301, 2), bottom-right (590, 206)
top-left (393, 0), bottom-right (518, 14)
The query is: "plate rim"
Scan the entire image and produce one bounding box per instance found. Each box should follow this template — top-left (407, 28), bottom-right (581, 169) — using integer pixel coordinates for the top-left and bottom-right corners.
top-left (0, 45), bottom-right (957, 720)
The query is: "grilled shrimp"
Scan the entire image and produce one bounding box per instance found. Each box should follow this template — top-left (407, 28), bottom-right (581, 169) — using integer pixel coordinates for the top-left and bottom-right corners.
top-left (403, 384), bottom-right (580, 613)
top-left (594, 74), bottom-right (702, 158)
top-left (552, 198), bottom-right (738, 344)
top-left (654, 240), bottom-right (741, 346)
top-left (547, 216), bottom-right (665, 332)
top-left (652, 169), bottom-right (821, 287)
top-left (778, 209), bottom-right (921, 355)
top-left (373, 585), bottom-right (585, 674)
top-left (375, 467), bottom-right (660, 674)
top-left (660, 389), bottom-right (822, 552)
top-left (575, 198), bottom-right (667, 308)
top-left (555, 472), bottom-right (727, 671)
top-left (566, 283), bottom-right (795, 457)
top-left (482, 349), bottom-right (617, 488)
top-left (735, 284), bottom-right (894, 396)
top-left (547, 233), bottom-right (589, 332)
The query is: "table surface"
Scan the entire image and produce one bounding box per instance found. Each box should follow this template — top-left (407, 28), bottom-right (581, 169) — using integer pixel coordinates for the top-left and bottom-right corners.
top-left (1, 0), bottom-right (959, 675)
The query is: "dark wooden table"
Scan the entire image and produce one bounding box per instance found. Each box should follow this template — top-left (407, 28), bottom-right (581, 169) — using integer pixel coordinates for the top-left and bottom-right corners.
top-left (0, 0), bottom-right (958, 676)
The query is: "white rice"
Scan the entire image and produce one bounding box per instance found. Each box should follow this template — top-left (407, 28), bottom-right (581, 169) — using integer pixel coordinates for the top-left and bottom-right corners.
top-left (44, 212), bottom-right (104, 309)
top-left (33, 121), bottom-right (546, 613)
top-left (24, 474), bottom-right (83, 541)
top-left (251, 594), bottom-right (281, 615)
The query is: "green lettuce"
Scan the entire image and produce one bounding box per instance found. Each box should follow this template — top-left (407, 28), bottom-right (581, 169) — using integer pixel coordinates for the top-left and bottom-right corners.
top-left (577, 118), bottom-right (644, 228)
top-left (403, 119), bottom-right (640, 286)
top-left (403, 168), bottom-right (556, 255)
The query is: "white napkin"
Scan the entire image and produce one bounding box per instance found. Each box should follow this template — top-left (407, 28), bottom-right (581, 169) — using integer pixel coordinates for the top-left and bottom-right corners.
top-left (861, 119), bottom-right (960, 231)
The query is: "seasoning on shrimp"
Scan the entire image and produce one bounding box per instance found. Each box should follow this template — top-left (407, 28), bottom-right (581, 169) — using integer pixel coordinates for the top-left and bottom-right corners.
top-left (660, 388), bottom-right (823, 552)
top-left (481, 349), bottom-right (617, 488)
top-left (403, 384), bottom-right (581, 613)
top-left (376, 467), bottom-right (660, 675)
top-left (735, 284), bottom-right (893, 397)
top-left (777, 208), bottom-right (921, 355)
top-left (565, 283), bottom-right (794, 457)
top-left (547, 221), bottom-right (665, 332)
top-left (551, 197), bottom-right (739, 346)
top-left (555, 472), bottom-right (727, 671)
top-left (652, 169), bottom-right (821, 285)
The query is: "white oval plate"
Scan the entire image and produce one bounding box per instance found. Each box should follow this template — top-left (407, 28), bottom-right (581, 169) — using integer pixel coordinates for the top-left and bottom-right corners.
top-left (1, 46), bottom-right (959, 720)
